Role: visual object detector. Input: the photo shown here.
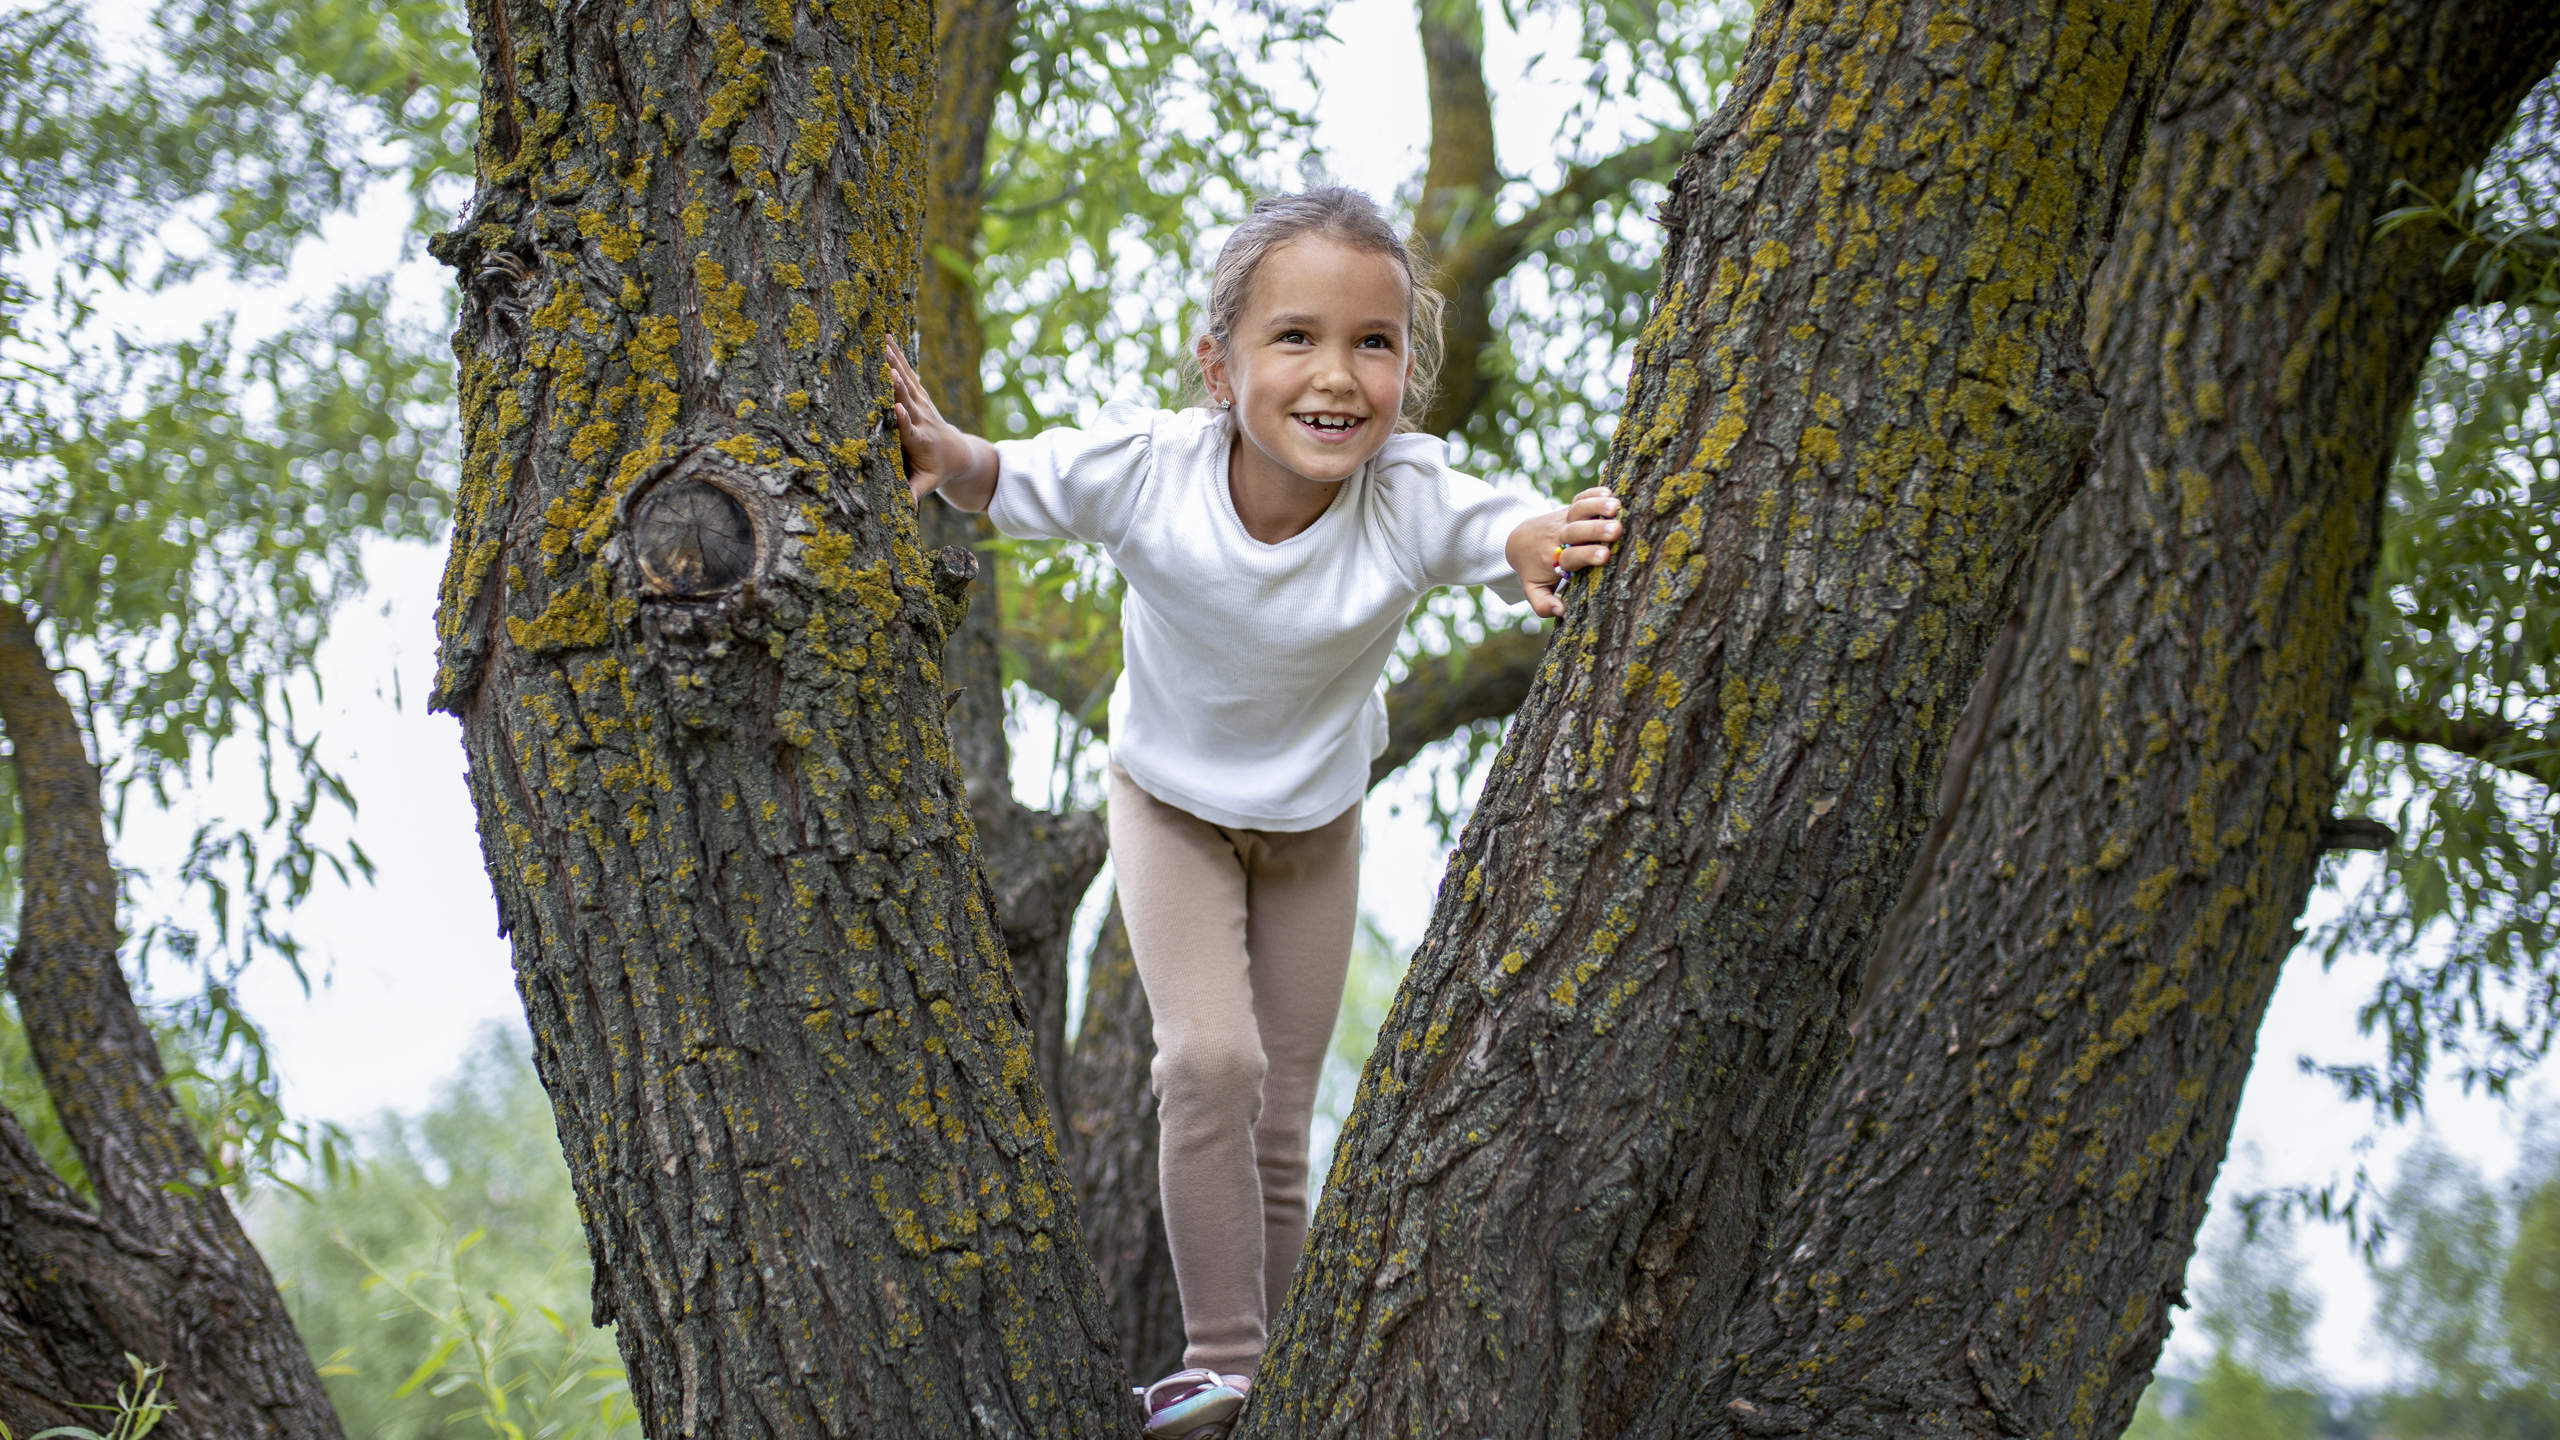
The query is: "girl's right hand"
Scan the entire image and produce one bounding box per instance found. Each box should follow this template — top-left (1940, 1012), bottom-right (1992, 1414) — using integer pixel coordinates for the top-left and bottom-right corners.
top-left (1508, 487), bottom-right (1623, 618)
top-left (888, 345), bottom-right (998, 509)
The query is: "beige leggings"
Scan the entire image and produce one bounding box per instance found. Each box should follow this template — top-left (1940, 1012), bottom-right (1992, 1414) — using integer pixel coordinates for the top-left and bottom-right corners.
top-left (1107, 763), bottom-right (1361, 1377)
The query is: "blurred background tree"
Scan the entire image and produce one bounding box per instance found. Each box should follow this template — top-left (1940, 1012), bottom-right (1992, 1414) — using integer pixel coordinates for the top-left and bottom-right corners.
top-left (2169, 1213), bottom-right (2326, 1440)
top-left (254, 1028), bottom-right (636, 1440)
top-left (2119, 1116), bottom-right (2560, 1440)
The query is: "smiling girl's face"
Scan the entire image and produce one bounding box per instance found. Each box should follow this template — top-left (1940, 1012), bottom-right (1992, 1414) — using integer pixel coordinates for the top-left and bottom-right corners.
top-left (1200, 235), bottom-right (1413, 492)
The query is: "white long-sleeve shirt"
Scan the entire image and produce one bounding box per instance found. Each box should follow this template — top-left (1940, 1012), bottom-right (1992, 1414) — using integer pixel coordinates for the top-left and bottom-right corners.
top-left (986, 403), bottom-right (1543, 831)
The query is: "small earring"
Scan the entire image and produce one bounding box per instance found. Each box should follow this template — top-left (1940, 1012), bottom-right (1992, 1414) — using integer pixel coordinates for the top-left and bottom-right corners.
top-left (1219, 397), bottom-right (1233, 411)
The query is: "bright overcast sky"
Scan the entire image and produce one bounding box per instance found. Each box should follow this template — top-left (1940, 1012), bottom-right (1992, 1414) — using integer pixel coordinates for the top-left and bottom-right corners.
top-left (76, 0), bottom-right (2550, 1390)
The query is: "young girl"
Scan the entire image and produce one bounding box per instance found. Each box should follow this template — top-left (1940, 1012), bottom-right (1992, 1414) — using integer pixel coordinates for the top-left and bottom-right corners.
top-left (889, 188), bottom-right (1622, 1439)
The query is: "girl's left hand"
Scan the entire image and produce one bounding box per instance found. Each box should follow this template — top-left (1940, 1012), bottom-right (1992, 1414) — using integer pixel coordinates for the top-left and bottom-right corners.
top-left (1508, 487), bottom-right (1622, 618)
top-left (888, 344), bottom-right (998, 508)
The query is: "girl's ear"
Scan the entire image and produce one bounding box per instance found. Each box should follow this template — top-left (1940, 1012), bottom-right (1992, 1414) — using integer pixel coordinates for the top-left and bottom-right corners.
top-left (1196, 334), bottom-right (1228, 404)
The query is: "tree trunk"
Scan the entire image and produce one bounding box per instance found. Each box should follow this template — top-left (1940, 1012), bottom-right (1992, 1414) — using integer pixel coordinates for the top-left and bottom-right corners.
top-left (916, 0), bottom-right (1112, 1169)
top-left (1062, 900), bottom-right (1185, 1386)
top-left (1240, 2), bottom-right (2199, 1434)
top-left (1412, 0), bottom-right (1505, 440)
top-left (424, 0), bottom-right (1128, 1429)
top-left (1697, 6), bottom-right (2560, 1438)
top-left (0, 602), bottom-right (343, 1439)
top-left (917, 0), bottom-right (1019, 800)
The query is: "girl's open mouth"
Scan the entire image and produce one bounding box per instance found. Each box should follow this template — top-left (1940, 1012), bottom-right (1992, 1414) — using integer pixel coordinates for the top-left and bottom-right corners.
top-left (1294, 413), bottom-right (1365, 437)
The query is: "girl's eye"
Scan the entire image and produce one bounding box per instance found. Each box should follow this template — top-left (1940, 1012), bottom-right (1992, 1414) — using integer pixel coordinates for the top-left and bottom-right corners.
top-left (1278, 330), bottom-right (1309, 344)
top-left (1359, 335), bottom-right (1392, 349)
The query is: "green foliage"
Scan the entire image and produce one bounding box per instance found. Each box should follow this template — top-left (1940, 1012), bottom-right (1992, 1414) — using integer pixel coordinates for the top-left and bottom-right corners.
top-left (0, 0), bottom-right (456, 991)
top-left (1444, 0), bottom-right (1755, 499)
top-left (158, 0), bottom-right (479, 237)
top-left (2188, 1352), bottom-right (2322, 1440)
top-left (2359, 1129), bottom-right (2560, 1438)
top-left (0, 981), bottom-right (345, 1201)
top-left (2319, 78), bottom-right (2560, 1120)
top-left (0, 1354), bottom-right (175, 1440)
top-left (255, 1027), bottom-right (635, 1440)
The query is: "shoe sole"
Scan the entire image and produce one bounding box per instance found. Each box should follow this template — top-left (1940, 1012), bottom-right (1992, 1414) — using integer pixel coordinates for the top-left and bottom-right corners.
top-left (1143, 1388), bottom-right (1244, 1439)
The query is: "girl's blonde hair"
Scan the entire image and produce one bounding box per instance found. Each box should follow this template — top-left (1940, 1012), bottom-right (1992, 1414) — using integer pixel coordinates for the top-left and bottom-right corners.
top-left (1193, 188), bottom-right (1447, 433)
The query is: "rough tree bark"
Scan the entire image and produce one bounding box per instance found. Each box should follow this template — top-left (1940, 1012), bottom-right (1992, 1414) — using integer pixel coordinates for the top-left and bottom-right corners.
top-left (1062, 901), bottom-right (1186, 1385)
top-left (1240, 1), bottom-right (2200, 1434)
top-left (0, 602), bottom-right (343, 1438)
top-left (423, 0), bottom-right (1129, 1428)
top-left (1698, 6), bottom-right (2560, 1438)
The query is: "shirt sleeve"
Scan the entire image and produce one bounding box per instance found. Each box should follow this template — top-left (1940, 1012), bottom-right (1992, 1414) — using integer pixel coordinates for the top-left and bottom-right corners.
top-left (982, 402), bottom-right (1161, 547)
top-left (1371, 435), bottom-right (1549, 604)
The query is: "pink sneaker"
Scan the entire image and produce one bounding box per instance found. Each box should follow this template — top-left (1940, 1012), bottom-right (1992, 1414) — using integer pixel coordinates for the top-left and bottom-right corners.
top-left (1137, 1368), bottom-right (1250, 1439)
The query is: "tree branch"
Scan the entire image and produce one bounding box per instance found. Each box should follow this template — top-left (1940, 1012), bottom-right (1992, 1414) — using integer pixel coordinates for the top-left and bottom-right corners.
top-left (1007, 621), bottom-right (1118, 738)
top-left (1370, 625), bottom-right (1547, 786)
top-left (1491, 129), bottom-right (1692, 261)
top-left (1416, 122), bottom-right (1688, 438)
top-left (920, 0), bottom-right (1022, 794)
top-left (2319, 815), bottom-right (2399, 850)
top-left (0, 600), bottom-right (345, 1436)
top-left (2368, 703), bottom-right (2559, 789)
top-left (1411, 0), bottom-right (1506, 439)
top-left (1413, 0), bottom-right (1502, 253)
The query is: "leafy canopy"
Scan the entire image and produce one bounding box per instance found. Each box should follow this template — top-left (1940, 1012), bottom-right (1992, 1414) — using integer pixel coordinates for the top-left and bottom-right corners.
top-left (0, 0), bottom-right (466, 969)
top-left (0, 0), bottom-right (467, 1190)
top-left (2322, 76), bottom-right (2560, 1119)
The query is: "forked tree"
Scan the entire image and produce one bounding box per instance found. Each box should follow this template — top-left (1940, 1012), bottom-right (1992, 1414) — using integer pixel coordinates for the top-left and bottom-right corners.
top-left (429, 0), bottom-right (2199, 1432)
top-left (1238, 2), bottom-right (2203, 1432)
